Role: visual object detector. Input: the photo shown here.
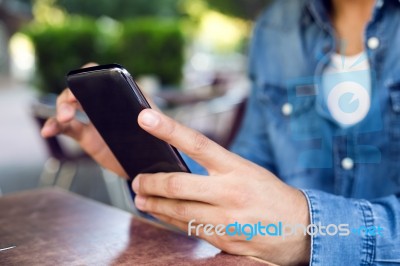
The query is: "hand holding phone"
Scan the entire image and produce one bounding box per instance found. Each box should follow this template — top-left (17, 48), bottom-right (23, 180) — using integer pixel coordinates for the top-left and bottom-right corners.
top-left (66, 64), bottom-right (190, 180)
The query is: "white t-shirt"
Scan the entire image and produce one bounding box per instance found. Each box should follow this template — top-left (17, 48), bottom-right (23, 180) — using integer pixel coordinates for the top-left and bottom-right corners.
top-left (322, 51), bottom-right (371, 127)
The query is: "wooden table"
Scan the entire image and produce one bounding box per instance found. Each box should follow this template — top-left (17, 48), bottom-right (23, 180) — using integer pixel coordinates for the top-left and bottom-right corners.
top-left (0, 188), bottom-right (269, 265)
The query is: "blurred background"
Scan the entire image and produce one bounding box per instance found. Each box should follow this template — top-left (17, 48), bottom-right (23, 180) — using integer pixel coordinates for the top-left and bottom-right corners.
top-left (0, 0), bottom-right (270, 208)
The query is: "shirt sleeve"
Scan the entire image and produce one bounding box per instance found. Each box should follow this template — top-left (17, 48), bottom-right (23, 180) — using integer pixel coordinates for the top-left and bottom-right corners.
top-left (302, 189), bottom-right (400, 265)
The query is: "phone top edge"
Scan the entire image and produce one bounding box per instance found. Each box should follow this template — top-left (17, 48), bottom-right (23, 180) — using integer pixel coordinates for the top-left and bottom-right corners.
top-left (67, 63), bottom-right (125, 77)
top-left (66, 63), bottom-right (151, 109)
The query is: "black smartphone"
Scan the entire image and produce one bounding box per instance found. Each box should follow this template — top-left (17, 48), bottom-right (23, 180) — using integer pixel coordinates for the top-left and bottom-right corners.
top-left (66, 64), bottom-right (190, 180)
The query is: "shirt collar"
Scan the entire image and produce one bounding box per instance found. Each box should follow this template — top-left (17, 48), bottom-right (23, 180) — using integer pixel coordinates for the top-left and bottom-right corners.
top-left (306, 0), bottom-right (333, 33)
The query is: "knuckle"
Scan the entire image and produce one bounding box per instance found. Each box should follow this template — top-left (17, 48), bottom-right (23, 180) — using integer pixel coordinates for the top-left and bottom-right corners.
top-left (226, 185), bottom-right (252, 208)
top-left (165, 174), bottom-right (182, 197)
top-left (173, 202), bottom-right (189, 219)
top-left (158, 214), bottom-right (173, 224)
top-left (220, 213), bottom-right (234, 228)
top-left (56, 89), bottom-right (69, 105)
top-left (235, 193), bottom-right (252, 208)
top-left (196, 180), bottom-right (209, 194)
top-left (143, 199), bottom-right (152, 212)
top-left (145, 198), bottom-right (156, 212)
top-left (163, 120), bottom-right (177, 142)
top-left (82, 62), bottom-right (98, 68)
top-left (192, 132), bottom-right (209, 154)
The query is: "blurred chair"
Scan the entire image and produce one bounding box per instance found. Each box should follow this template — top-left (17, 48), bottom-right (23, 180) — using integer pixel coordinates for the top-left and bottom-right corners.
top-left (168, 95), bottom-right (247, 149)
top-left (156, 74), bottom-right (249, 149)
top-left (31, 95), bottom-right (89, 190)
top-left (30, 95), bottom-right (139, 210)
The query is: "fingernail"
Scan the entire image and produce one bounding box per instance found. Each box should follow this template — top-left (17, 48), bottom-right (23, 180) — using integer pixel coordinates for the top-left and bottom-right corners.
top-left (141, 110), bottom-right (160, 128)
top-left (135, 196), bottom-right (147, 209)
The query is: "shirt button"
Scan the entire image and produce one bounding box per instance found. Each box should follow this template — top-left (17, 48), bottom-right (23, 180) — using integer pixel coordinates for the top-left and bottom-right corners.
top-left (367, 37), bottom-right (380, 50)
top-left (341, 157), bottom-right (354, 170)
top-left (281, 103), bottom-right (293, 116)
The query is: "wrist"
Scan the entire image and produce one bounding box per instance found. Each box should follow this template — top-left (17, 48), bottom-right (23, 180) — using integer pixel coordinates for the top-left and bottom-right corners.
top-left (286, 188), bottom-right (311, 265)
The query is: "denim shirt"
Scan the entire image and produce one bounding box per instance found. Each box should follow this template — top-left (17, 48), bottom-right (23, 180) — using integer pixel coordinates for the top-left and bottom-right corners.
top-left (218, 0), bottom-right (400, 264)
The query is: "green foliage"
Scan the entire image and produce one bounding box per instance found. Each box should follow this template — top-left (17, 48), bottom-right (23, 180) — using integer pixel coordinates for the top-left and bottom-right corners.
top-left (24, 18), bottom-right (101, 94)
top-left (55, 0), bottom-right (182, 19)
top-left (205, 0), bottom-right (271, 19)
top-left (23, 17), bottom-right (185, 94)
top-left (115, 19), bottom-right (184, 85)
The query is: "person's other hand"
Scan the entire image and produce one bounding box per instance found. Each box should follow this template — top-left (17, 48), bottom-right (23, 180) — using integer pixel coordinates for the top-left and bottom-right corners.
top-left (41, 63), bottom-right (127, 177)
top-left (132, 109), bottom-right (311, 266)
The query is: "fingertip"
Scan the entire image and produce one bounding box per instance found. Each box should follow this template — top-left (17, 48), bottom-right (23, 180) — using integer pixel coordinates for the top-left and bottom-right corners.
top-left (132, 175), bottom-right (140, 192)
top-left (134, 195), bottom-right (147, 210)
top-left (41, 119), bottom-right (57, 138)
top-left (138, 109), bottom-right (161, 129)
top-left (40, 128), bottom-right (48, 138)
top-left (82, 62), bottom-right (98, 68)
top-left (41, 129), bottom-right (53, 138)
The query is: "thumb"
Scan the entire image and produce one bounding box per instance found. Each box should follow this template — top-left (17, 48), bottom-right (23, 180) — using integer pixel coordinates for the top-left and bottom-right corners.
top-left (138, 109), bottom-right (234, 173)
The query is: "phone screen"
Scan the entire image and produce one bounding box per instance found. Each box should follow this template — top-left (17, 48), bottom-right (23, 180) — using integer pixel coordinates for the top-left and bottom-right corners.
top-left (67, 64), bottom-right (190, 180)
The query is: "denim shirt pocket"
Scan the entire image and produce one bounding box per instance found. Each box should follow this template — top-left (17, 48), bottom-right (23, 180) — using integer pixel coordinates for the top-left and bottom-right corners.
top-left (256, 82), bottom-right (330, 183)
top-left (257, 82), bottom-right (316, 120)
top-left (257, 82), bottom-right (320, 139)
